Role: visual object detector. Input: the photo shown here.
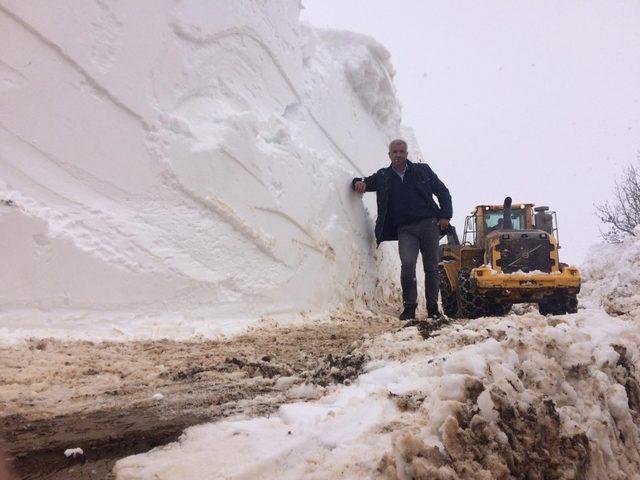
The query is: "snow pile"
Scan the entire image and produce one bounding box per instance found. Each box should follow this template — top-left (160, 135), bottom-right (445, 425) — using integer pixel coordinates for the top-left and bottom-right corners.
top-left (63, 447), bottom-right (83, 458)
top-left (0, 1), bottom-right (410, 342)
top-left (114, 310), bottom-right (640, 479)
top-left (580, 228), bottom-right (640, 318)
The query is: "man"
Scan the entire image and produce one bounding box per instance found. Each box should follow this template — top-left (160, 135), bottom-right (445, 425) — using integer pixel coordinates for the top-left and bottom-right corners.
top-left (352, 139), bottom-right (452, 321)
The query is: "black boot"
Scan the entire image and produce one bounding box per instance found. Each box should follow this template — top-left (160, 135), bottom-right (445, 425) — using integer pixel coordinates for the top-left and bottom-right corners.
top-left (427, 310), bottom-right (447, 322)
top-left (399, 306), bottom-right (416, 320)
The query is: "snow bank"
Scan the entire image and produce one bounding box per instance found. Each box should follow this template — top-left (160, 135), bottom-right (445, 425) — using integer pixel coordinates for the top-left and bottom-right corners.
top-left (580, 228), bottom-right (640, 318)
top-left (0, 1), bottom-right (409, 342)
top-left (114, 310), bottom-right (640, 479)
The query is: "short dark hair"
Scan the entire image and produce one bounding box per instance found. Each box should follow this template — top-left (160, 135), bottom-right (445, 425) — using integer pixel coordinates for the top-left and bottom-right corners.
top-left (388, 139), bottom-right (407, 152)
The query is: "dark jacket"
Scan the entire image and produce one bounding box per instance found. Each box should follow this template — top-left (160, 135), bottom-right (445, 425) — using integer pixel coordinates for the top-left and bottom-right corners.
top-left (352, 160), bottom-right (452, 245)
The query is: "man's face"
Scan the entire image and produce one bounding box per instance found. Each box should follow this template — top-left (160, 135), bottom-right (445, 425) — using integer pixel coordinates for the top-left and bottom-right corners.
top-left (388, 143), bottom-right (408, 168)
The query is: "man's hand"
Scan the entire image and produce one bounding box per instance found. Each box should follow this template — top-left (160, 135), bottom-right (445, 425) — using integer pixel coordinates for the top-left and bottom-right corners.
top-left (437, 218), bottom-right (450, 230)
top-left (354, 181), bottom-right (366, 194)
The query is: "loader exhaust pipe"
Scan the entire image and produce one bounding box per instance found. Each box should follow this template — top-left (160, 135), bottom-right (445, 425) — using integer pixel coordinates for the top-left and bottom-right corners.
top-left (502, 196), bottom-right (513, 230)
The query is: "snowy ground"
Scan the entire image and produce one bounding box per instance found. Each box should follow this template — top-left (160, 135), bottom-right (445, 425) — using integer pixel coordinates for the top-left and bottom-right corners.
top-left (112, 308), bottom-right (640, 480)
top-left (5, 303), bottom-right (640, 480)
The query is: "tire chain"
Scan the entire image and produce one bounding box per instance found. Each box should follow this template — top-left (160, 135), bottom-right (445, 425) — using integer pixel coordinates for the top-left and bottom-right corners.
top-left (439, 265), bottom-right (459, 318)
top-left (456, 268), bottom-right (490, 319)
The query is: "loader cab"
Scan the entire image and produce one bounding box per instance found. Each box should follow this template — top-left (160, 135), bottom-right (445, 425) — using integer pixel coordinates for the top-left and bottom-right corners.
top-left (463, 203), bottom-right (536, 247)
top-left (463, 202), bottom-right (560, 247)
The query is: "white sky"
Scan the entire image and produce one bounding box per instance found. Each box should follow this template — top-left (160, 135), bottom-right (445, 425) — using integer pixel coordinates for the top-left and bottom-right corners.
top-left (301, 0), bottom-right (640, 263)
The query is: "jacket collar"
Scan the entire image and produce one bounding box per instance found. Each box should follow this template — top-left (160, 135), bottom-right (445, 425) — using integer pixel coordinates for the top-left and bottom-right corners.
top-left (387, 159), bottom-right (414, 174)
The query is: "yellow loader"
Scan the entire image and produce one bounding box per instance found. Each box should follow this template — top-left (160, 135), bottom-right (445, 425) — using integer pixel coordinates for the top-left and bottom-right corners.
top-left (439, 197), bottom-right (580, 319)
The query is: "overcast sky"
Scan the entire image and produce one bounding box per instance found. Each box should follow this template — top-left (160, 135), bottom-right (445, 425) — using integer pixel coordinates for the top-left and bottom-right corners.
top-left (301, 1), bottom-right (640, 264)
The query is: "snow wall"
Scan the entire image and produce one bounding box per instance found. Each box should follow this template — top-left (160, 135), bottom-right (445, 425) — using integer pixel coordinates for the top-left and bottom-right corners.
top-left (0, 1), bottom-right (419, 339)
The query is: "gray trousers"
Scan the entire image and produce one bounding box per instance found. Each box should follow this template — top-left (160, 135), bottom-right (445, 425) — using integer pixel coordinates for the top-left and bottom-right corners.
top-left (397, 217), bottom-right (440, 314)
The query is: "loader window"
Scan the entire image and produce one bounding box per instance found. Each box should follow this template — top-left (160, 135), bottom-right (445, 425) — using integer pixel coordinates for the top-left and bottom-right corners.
top-left (485, 210), bottom-right (525, 231)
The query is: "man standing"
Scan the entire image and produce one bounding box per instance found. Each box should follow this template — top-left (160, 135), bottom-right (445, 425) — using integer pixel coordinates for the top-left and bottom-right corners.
top-left (352, 139), bottom-right (452, 321)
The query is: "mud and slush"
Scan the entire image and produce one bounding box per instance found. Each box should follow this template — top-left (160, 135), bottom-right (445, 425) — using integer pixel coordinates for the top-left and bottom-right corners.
top-left (1, 311), bottom-right (396, 479)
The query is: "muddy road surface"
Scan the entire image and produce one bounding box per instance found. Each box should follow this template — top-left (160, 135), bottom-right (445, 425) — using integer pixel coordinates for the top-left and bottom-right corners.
top-left (1, 311), bottom-right (398, 479)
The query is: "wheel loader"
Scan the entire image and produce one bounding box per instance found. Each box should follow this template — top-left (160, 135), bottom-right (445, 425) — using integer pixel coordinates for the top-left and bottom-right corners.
top-left (439, 197), bottom-right (581, 319)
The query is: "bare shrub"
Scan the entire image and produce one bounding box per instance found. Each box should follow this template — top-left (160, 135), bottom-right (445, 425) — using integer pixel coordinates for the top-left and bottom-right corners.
top-left (595, 156), bottom-right (640, 243)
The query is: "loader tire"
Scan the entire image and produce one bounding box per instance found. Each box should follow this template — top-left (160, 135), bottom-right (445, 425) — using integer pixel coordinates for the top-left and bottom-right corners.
top-left (538, 298), bottom-right (564, 316)
top-left (566, 294), bottom-right (578, 314)
top-left (488, 302), bottom-right (512, 317)
top-left (538, 291), bottom-right (578, 316)
top-left (439, 266), bottom-right (459, 318)
top-left (456, 268), bottom-right (489, 319)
